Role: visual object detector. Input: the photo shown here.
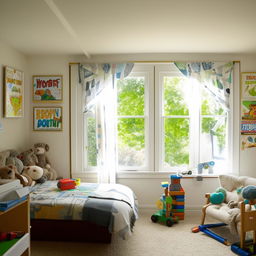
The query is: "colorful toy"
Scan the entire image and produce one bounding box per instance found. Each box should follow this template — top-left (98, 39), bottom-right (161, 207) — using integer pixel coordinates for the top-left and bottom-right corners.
top-left (197, 161), bottom-right (215, 174)
top-left (57, 178), bottom-right (80, 190)
top-left (151, 175), bottom-right (185, 226)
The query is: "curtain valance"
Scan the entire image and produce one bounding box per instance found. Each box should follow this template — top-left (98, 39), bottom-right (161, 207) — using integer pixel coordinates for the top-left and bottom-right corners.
top-left (79, 63), bottom-right (134, 105)
top-left (174, 62), bottom-right (234, 110)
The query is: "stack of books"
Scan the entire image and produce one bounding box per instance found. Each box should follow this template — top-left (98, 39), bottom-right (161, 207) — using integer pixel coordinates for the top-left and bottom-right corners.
top-left (0, 180), bottom-right (30, 211)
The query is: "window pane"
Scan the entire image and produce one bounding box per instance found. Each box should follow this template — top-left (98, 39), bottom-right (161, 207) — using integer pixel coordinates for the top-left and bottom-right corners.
top-left (164, 118), bottom-right (189, 167)
top-left (200, 117), bottom-right (228, 162)
top-left (87, 116), bottom-right (97, 166)
top-left (117, 77), bottom-right (145, 116)
top-left (164, 77), bottom-right (189, 116)
top-left (118, 118), bottom-right (145, 167)
top-left (201, 88), bottom-right (225, 115)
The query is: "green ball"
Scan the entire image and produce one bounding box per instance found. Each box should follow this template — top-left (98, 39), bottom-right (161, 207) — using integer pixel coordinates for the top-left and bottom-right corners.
top-left (210, 192), bottom-right (224, 204)
top-left (215, 187), bottom-right (226, 198)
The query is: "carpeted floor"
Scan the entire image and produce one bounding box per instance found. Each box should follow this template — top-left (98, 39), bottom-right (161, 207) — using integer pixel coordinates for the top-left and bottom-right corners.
top-left (31, 210), bottom-right (237, 256)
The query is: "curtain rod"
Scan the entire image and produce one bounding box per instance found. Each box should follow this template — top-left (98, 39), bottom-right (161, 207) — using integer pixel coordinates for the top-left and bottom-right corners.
top-left (69, 60), bottom-right (240, 65)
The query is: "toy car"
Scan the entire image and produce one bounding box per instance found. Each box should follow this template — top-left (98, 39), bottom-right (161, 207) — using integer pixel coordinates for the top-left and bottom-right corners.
top-left (151, 210), bottom-right (179, 227)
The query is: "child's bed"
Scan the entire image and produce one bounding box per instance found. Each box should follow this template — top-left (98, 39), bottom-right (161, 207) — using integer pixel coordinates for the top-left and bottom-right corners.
top-left (29, 181), bottom-right (138, 243)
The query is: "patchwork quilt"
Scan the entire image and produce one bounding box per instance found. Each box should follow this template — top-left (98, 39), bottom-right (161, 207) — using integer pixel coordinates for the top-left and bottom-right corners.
top-left (30, 181), bottom-right (138, 239)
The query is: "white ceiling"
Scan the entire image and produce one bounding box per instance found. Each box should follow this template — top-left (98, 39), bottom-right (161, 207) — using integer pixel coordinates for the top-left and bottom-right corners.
top-left (0, 0), bottom-right (256, 57)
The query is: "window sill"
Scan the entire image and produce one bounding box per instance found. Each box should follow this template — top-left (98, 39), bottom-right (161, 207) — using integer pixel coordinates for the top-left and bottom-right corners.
top-left (116, 171), bottom-right (220, 179)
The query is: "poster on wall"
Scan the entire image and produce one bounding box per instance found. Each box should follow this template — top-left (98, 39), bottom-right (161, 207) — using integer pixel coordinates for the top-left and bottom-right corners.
top-left (241, 135), bottom-right (256, 150)
top-left (241, 100), bottom-right (256, 120)
top-left (4, 66), bottom-right (24, 118)
top-left (32, 75), bottom-right (63, 102)
top-left (241, 72), bottom-right (256, 98)
top-left (241, 120), bottom-right (256, 135)
top-left (33, 106), bottom-right (62, 131)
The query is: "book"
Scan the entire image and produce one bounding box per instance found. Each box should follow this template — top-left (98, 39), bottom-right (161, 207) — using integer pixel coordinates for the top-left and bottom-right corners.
top-left (0, 195), bottom-right (27, 211)
top-left (0, 180), bottom-right (21, 194)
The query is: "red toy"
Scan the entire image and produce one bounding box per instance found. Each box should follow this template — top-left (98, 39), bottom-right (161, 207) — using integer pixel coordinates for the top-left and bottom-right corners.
top-left (0, 231), bottom-right (24, 241)
top-left (57, 179), bottom-right (77, 190)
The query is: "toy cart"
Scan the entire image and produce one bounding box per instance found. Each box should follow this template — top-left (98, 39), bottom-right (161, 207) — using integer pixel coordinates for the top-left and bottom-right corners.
top-left (151, 176), bottom-right (185, 227)
top-left (151, 209), bottom-right (179, 227)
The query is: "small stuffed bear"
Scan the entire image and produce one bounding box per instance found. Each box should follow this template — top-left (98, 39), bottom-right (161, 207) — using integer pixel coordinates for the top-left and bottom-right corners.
top-left (0, 165), bottom-right (33, 186)
top-left (34, 143), bottom-right (57, 180)
top-left (18, 149), bottom-right (38, 166)
top-left (0, 150), bottom-right (10, 167)
top-left (6, 150), bottom-right (24, 174)
top-left (22, 166), bottom-right (46, 185)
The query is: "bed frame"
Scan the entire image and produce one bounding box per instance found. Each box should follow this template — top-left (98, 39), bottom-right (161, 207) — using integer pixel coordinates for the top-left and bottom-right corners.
top-left (31, 219), bottom-right (112, 243)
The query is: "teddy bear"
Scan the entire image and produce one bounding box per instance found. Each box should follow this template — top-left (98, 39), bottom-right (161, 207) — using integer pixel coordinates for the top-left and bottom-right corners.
top-left (6, 150), bottom-right (24, 174)
top-left (18, 149), bottom-right (38, 166)
top-left (34, 143), bottom-right (57, 180)
top-left (22, 166), bottom-right (46, 185)
top-left (0, 150), bottom-right (10, 167)
top-left (0, 165), bottom-right (33, 186)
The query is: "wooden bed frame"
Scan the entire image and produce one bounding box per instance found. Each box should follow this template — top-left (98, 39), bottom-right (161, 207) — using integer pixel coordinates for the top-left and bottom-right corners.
top-left (31, 219), bottom-right (112, 243)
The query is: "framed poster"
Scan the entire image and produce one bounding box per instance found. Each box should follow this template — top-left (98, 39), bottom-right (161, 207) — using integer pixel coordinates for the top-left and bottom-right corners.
top-left (4, 66), bottom-right (24, 118)
top-left (32, 75), bottom-right (63, 102)
top-left (241, 135), bottom-right (256, 150)
top-left (241, 120), bottom-right (256, 135)
top-left (241, 100), bottom-right (256, 120)
top-left (241, 72), bottom-right (256, 98)
top-left (33, 106), bottom-right (62, 131)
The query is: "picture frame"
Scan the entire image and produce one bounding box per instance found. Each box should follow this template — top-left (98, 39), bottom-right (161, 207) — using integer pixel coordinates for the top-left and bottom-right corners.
top-left (32, 75), bottom-right (63, 102)
top-left (4, 66), bottom-right (24, 118)
top-left (33, 106), bottom-right (63, 131)
top-left (241, 72), bottom-right (256, 99)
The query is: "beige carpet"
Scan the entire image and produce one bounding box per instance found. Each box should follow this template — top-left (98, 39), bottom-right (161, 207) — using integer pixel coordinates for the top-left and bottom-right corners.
top-left (31, 210), bottom-right (237, 256)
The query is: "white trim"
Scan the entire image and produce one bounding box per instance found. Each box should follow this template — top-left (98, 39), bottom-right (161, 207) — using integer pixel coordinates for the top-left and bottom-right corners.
top-left (232, 62), bottom-right (240, 175)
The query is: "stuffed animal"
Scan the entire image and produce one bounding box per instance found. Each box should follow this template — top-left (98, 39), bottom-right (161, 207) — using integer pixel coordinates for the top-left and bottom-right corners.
top-left (6, 150), bottom-right (24, 174)
top-left (34, 143), bottom-right (57, 180)
top-left (0, 150), bottom-right (10, 167)
top-left (18, 149), bottom-right (38, 166)
top-left (0, 165), bottom-right (33, 186)
top-left (22, 166), bottom-right (46, 185)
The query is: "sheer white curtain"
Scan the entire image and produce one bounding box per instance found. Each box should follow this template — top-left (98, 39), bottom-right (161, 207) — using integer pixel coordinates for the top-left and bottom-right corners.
top-left (79, 63), bottom-right (134, 183)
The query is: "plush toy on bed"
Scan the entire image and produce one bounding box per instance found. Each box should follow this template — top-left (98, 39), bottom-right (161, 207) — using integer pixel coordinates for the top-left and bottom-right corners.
top-left (22, 166), bottom-right (47, 185)
top-left (0, 165), bottom-right (33, 186)
top-left (18, 148), bottom-right (38, 166)
top-left (34, 143), bottom-right (58, 180)
top-left (6, 150), bottom-right (25, 174)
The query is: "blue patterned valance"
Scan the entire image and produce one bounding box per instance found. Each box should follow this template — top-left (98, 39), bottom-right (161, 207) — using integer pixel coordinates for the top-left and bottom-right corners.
top-left (79, 63), bottom-right (134, 105)
top-left (174, 62), bottom-right (233, 110)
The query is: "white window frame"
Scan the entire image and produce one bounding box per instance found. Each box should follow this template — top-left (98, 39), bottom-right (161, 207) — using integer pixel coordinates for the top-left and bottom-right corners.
top-left (117, 64), bottom-right (154, 171)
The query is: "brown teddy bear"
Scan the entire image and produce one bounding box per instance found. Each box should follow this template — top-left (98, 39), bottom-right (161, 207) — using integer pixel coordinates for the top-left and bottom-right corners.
top-left (18, 149), bottom-right (38, 166)
top-left (6, 150), bottom-right (24, 174)
top-left (0, 165), bottom-right (33, 186)
top-left (34, 143), bottom-right (57, 180)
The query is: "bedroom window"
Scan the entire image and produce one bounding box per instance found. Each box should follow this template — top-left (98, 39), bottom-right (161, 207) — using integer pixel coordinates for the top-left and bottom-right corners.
top-left (80, 62), bottom-right (238, 175)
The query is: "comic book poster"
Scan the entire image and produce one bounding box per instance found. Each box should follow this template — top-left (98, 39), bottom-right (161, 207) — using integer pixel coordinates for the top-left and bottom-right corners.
top-left (4, 66), bottom-right (24, 118)
top-left (33, 75), bottom-right (63, 102)
top-left (241, 72), bottom-right (256, 98)
top-left (33, 107), bottom-right (62, 131)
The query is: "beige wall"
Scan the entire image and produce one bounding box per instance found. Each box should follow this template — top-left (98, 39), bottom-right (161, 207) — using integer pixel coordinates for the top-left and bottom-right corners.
top-left (0, 40), bottom-right (29, 152)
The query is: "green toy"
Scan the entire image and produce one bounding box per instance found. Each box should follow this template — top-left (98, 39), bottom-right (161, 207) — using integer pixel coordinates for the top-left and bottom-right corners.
top-left (151, 181), bottom-right (179, 227)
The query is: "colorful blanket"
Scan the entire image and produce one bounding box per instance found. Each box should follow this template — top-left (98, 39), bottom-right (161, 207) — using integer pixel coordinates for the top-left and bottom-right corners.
top-left (30, 181), bottom-right (138, 239)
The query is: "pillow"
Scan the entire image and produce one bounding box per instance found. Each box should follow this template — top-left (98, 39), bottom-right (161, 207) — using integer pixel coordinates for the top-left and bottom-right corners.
top-left (219, 175), bottom-right (243, 192)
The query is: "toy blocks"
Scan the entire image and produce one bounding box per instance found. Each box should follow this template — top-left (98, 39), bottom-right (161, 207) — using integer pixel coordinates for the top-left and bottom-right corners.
top-left (151, 174), bottom-right (185, 226)
top-left (169, 175), bottom-right (185, 220)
